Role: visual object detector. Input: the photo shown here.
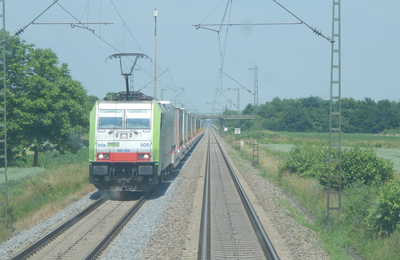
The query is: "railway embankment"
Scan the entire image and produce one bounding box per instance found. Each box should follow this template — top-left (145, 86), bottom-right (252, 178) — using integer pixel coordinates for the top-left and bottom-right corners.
top-left (0, 148), bottom-right (96, 245)
top-left (2, 129), bottom-right (399, 259)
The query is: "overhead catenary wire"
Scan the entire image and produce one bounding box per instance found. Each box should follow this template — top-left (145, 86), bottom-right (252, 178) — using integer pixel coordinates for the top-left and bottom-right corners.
top-left (272, 0), bottom-right (333, 43)
top-left (107, 0), bottom-right (181, 97)
top-left (13, 0), bottom-right (182, 103)
top-left (76, 1), bottom-right (180, 96)
top-left (136, 68), bottom-right (170, 92)
top-left (55, 1), bottom-right (122, 53)
top-left (194, 0), bottom-right (308, 113)
top-left (218, 0), bottom-right (233, 70)
top-left (109, 0), bottom-right (145, 54)
top-left (220, 69), bottom-right (253, 94)
top-left (194, 22), bottom-right (301, 29)
top-left (12, 0), bottom-right (60, 38)
top-left (215, 88), bottom-right (238, 108)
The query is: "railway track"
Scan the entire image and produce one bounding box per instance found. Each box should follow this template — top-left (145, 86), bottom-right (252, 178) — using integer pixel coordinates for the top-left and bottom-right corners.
top-left (9, 192), bottom-right (151, 260)
top-left (198, 131), bottom-right (279, 260)
top-left (7, 132), bottom-right (204, 260)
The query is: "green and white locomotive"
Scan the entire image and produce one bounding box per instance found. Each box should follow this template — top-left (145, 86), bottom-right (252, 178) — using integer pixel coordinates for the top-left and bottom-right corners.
top-left (89, 91), bottom-right (204, 192)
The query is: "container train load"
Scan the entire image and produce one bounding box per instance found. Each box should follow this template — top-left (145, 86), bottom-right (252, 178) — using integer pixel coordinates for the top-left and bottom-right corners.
top-left (89, 91), bottom-right (204, 192)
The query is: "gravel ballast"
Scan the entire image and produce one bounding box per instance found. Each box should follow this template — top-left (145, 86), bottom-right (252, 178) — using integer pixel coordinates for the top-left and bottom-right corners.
top-left (0, 132), bottom-right (331, 259)
top-left (0, 192), bottom-right (97, 260)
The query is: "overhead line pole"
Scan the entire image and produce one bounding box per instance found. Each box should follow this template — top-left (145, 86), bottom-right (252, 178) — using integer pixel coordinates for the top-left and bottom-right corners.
top-left (153, 9), bottom-right (158, 99)
top-left (0, 0), bottom-right (7, 225)
top-left (249, 67), bottom-right (258, 115)
top-left (327, 0), bottom-right (342, 221)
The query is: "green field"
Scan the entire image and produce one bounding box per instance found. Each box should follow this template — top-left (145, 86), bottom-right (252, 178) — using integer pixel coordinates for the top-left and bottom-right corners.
top-left (226, 130), bottom-right (400, 259)
top-left (0, 168), bottom-right (46, 186)
top-left (264, 131), bottom-right (400, 148)
top-left (262, 144), bottom-right (400, 171)
top-left (377, 148), bottom-right (400, 171)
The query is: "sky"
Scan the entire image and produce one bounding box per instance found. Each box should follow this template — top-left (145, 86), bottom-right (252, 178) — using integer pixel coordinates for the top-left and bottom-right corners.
top-left (5, 1), bottom-right (400, 115)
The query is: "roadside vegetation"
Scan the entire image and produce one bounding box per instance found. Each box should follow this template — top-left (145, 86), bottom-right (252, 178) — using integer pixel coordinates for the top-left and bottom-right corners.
top-left (0, 31), bottom-right (98, 243)
top-left (0, 148), bottom-right (94, 244)
top-left (222, 130), bottom-right (400, 260)
top-left (1, 28), bottom-right (400, 258)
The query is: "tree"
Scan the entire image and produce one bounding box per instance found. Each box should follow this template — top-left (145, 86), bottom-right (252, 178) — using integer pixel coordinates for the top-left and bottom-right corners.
top-left (4, 33), bottom-right (92, 166)
top-left (242, 103), bottom-right (254, 115)
top-left (376, 100), bottom-right (400, 131)
top-left (348, 98), bottom-right (378, 133)
top-left (105, 92), bottom-right (118, 100)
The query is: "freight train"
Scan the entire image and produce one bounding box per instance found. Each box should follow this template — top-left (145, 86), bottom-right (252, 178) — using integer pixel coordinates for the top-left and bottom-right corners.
top-left (89, 91), bottom-right (204, 192)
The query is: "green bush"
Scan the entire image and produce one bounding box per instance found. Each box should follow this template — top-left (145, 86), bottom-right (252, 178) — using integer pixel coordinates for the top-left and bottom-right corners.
top-left (342, 183), bottom-right (378, 231)
top-left (278, 143), bottom-right (327, 178)
top-left (280, 143), bottom-right (399, 236)
top-left (318, 147), bottom-right (394, 189)
top-left (363, 180), bottom-right (400, 236)
top-left (279, 144), bottom-right (394, 189)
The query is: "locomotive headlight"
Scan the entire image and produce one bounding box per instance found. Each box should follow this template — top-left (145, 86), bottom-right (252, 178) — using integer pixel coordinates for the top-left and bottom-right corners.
top-left (144, 154), bottom-right (149, 159)
top-left (120, 133), bottom-right (128, 139)
top-left (98, 154), bottom-right (109, 160)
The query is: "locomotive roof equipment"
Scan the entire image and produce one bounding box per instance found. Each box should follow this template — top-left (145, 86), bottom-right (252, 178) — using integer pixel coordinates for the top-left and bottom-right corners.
top-left (106, 53), bottom-right (151, 95)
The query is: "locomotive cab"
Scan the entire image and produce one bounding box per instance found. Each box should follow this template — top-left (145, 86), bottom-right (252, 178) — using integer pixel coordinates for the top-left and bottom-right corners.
top-left (89, 92), bottom-right (171, 192)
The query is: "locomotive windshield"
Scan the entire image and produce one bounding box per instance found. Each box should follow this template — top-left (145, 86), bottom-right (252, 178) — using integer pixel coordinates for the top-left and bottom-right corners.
top-left (98, 109), bottom-right (151, 129)
top-left (98, 109), bottom-right (123, 129)
top-left (126, 109), bottom-right (151, 129)
top-left (126, 118), bottom-right (150, 129)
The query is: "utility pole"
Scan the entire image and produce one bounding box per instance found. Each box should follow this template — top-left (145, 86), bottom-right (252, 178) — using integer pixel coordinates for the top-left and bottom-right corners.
top-left (327, 0), bottom-right (342, 220)
top-left (254, 67), bottom-right (258, 115)
top-left (153, 9), bottom-right (158, 99)
top-left (226, 88), bottom-right (240, 114)
top-left (249, 66), bottom-right (259, 115)
top-left (0, 0), bottom-right (8, 225)
top-left (160, 88), bottom-right (167, 100)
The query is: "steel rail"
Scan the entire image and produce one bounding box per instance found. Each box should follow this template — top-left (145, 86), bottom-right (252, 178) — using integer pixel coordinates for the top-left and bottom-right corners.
top-left (213, 131), bottom-right (280, 260)
top-left (197, 132), bottom-right (211, 260)
top-left (9, 132), bottom-right (205, 260)
top-left (83, 191), bottom-right (152, 259)
top-left (86, 133), bottom-right (205, 259)
top-left (9, 196), bottom-right (106, 260)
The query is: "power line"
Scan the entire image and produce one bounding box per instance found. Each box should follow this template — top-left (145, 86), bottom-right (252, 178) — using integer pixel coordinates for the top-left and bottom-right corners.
top-left (12, 0), bottom-right (60, 38)
top-left (218, 0), bottom-right (233, 70)
top-left (14, 1), bottom-right (176, 99)
top-left (194, 22), bottom-right (301, 29)
top-left (220, 69), bottom-right (253, 94)
top-left (198, 0), bottom-right (226, 25)
top-left (272, 0), bottom-right (333, 43)
top-left (109, 0), bottom-right (145, 54)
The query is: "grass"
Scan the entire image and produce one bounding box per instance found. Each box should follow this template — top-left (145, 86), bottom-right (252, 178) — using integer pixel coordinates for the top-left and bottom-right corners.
top-left (12, 148), bottom-right (90, 169)
top-left (0, 167), bottom-right (46, 186)
top-left (223, 131), bottom-right (400, 259)
top-left (261, 131), bottom-right (400, 149)
top-left (261, 144), bottom-right (400, 172)
top-left (0, 148), bottom-right (95, 244)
